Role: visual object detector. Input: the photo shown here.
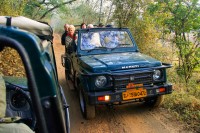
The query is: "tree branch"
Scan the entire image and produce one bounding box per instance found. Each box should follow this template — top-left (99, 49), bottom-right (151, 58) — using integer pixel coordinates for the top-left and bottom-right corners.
top-left (39, 0), bottom-right (76, 19)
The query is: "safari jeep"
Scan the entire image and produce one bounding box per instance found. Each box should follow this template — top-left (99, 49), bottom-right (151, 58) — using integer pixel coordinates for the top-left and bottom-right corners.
top-left (0, 16), bottom-right (70, 133)
top-left (62, 27), bottom-right (172, 119)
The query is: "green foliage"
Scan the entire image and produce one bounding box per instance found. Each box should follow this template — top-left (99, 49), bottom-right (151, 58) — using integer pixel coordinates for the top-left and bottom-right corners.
top-left (23, 0), bottom-right (76, 20)
top-left (148, 0), bottom-right (200, 85)
top-left (129, 13), bottom-right (160, 56)
top-left (23, 0), bottom-right (43, 19)
top-left (112, 0), bottom-right (161, 59)
top-left (59, 2), bottom-right (99, 25)
top-left (0, 0), bottom-right (27, 75)
top-left (175, 38), bottom-right (200, 84)
top-left (52, 1), bottom-right (100, 33)
top-left (113, 0), bottom-right (143, 27)
top-left (163, 91), bottom-right (200, 131)
top-left (0, 0), bottom-right (27, 16)
top-left (73, 3), bottom-right (99, 24)
top-left (163, 58), bottom-right (200, 132)
top-left (0, 0), bottom-right (199, 130)
top-left (112, 1), bottom-right (200, 130)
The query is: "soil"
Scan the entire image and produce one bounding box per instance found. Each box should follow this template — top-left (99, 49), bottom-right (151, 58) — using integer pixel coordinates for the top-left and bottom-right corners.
top-left (53, 34), bottom-right (194, 133)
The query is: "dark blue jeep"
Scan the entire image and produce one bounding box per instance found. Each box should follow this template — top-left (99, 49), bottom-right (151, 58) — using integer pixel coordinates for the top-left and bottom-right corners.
top-left (0, 16), bottom-right (70, 133)
top-left (62, 28), bottom-right (172, 119)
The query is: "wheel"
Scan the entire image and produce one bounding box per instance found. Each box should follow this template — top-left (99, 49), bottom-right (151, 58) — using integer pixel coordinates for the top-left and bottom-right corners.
top-left (78, 84), bottom-right (95, 119)
top-left (144, 95), bottom-right (164, 108)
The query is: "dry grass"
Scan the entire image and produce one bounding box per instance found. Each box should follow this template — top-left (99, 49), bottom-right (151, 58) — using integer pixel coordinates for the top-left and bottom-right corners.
top-left (144, 41), bottom-right (200, 132)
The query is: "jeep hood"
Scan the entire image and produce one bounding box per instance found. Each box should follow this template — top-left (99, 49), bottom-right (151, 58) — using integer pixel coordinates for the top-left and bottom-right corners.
top-left (79, 52), bottom-right (162, 72)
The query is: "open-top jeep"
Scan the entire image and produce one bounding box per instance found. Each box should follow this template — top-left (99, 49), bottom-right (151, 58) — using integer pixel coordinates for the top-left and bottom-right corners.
top-left (62, 27), bottom-right (172, 119)
top-left (0, 16), bottom-right (69, 133)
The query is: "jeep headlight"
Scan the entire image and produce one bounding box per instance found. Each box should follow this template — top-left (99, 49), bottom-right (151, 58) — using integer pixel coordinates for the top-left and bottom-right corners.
top-left (153, 70), bottom-right (162, 80)
top-left (95, 76), bottom-right (107, 88)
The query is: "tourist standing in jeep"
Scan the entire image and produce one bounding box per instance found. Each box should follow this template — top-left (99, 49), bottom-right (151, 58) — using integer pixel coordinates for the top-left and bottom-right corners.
top-left (61, 24), bottom-right (69, 46)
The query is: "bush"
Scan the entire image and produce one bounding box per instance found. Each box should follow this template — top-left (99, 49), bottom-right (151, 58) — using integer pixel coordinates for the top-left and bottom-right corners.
top-left (163, 92), bottom-right (200, 131)
top-left (132, 23), bottom-right (200, 131)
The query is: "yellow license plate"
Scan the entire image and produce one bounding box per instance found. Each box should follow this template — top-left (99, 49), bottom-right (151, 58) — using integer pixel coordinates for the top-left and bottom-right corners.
top-left (122, 88), bottom-right (147, 100)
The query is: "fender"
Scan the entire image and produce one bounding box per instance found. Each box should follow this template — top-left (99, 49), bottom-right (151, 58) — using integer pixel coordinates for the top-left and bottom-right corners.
top-left (76, 73), bottom-right (90, 92)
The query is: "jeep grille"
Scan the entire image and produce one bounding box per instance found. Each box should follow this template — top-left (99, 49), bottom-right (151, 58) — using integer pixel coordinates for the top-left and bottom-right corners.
top-left (113, 72), bottom-right (152, 89)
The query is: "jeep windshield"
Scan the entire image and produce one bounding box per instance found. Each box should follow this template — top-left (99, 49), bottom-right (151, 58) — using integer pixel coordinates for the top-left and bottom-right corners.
top-left (79, 28), bottom-right (137, 53)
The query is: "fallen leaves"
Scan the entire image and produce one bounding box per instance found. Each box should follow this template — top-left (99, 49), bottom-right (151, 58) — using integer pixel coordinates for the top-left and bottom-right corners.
top-left (0, 47), bottom-right (25, 77)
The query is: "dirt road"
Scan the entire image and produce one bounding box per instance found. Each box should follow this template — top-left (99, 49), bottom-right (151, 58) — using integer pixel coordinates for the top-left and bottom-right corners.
top-left (53, 34), bottom-right (192, 133)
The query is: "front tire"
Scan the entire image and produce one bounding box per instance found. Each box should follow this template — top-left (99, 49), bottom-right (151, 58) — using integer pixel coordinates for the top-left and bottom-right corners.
top-left (78, 84), bottom-right (95, 119)
top-left (144, 95), bottom-right (164, 108)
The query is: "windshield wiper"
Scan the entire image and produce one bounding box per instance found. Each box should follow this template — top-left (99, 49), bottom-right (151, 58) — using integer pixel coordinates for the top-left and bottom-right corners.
top-left (87, 47), bottom-right (107, 53)
top-left (109, 44), bottom-right (120, 51)
top-left (110, 46), bottom-right (119, 51)
top-left (87, 48), bottom-right (95, 53)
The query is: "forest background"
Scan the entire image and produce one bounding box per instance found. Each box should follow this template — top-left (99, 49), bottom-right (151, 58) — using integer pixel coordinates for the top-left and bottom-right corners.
top-left (0, 0), bottom-right (199, 131)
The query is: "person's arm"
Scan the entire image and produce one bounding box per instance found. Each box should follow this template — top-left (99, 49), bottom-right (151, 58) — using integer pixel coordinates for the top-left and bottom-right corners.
top-left (65, 36), bottom-right (73, 54)
top-left (61, 32), bottom-right (67, 45)
top-left (65, 36), bottom-right (73, 47)
top-left (0, 123), bottom-right (35, 133)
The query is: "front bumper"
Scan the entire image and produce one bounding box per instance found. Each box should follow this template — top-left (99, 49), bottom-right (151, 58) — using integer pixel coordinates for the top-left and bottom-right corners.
top-left (87, 83), bottom-right (172, 105)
